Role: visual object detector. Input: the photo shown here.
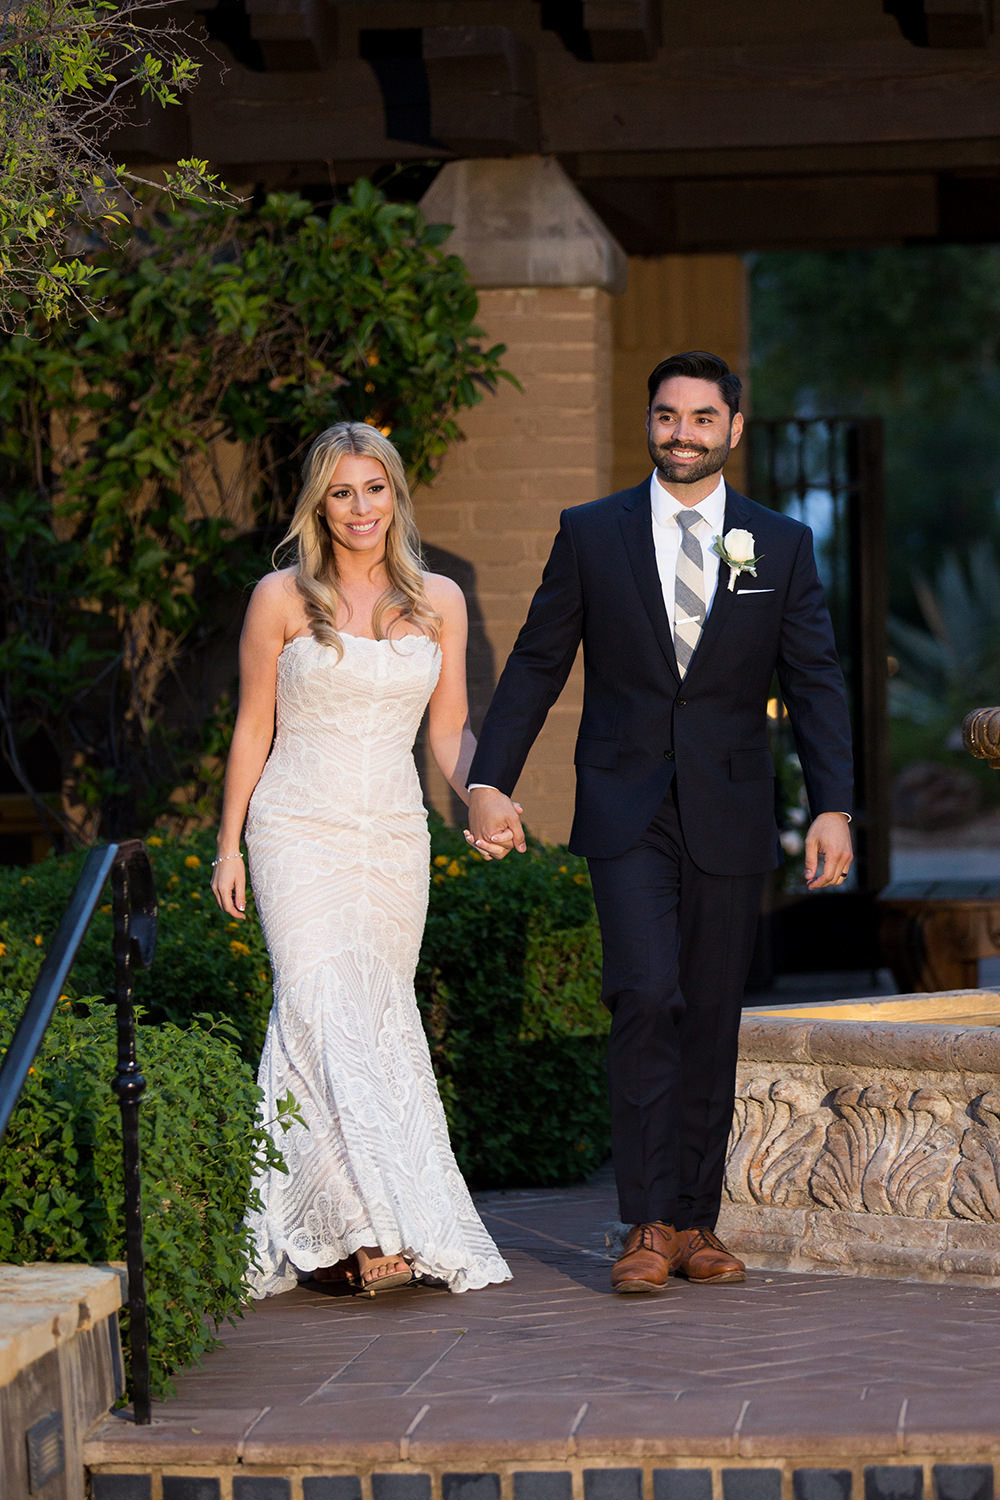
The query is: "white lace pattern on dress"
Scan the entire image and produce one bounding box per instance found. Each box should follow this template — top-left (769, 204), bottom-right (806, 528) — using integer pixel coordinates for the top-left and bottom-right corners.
top-left (243, 632), bottom-right (511, 1297)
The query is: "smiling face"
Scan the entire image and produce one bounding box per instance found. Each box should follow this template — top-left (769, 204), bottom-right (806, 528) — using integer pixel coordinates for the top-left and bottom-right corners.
top-left (320, 453), bottom-right (394, 557)
top-left (646, 375), bottom-right (744, 502)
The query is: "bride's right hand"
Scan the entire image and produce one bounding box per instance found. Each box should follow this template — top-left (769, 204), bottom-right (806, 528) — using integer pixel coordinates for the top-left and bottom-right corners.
top-left (211, 854), bottom-right (247, 919)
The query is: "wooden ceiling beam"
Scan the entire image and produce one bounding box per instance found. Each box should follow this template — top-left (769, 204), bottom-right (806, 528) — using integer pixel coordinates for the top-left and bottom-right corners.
top-left (885, 0), bottom-right (993, 48)
top-left (423, 26), bottom-right (539, 153)
top-left (581, 0), bottom-right (661, 62)
top-left (245, 0), bottom-right (337, 70)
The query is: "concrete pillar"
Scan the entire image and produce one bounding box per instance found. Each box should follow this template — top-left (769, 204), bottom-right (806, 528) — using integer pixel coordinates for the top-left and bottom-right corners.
top-left (415, 158), bottom-right (626, 844)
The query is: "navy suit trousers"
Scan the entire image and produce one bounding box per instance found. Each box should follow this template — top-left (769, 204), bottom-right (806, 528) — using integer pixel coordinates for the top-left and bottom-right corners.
top-left (587, 786), bottom-right (764, 1229)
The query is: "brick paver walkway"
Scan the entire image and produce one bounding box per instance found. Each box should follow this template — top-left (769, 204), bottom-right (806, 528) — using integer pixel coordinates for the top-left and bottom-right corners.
top-left (86, 1164), bottom-right (1000, 1486)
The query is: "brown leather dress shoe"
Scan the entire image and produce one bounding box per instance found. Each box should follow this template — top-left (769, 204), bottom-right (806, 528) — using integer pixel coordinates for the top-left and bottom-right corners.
top-left (670, 1227), bottom-right (746, 1284)
top-left (610, 1221), bottom-right (678, 1293)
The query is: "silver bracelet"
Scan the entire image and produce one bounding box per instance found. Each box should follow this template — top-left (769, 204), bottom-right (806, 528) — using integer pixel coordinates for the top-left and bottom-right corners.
top-left (211, 853), bottom-right (244, 868)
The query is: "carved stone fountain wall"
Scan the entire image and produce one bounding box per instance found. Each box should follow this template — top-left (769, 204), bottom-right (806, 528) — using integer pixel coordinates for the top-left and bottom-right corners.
top-left (716, 992), bottom-right (1000, 1285)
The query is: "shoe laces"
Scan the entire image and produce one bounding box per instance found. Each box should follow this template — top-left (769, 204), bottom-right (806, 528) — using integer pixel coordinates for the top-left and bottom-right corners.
top-left (627, 1222), bottom-right (672, 1253)
top-left (687, 1227), bottom-right (726, 1254)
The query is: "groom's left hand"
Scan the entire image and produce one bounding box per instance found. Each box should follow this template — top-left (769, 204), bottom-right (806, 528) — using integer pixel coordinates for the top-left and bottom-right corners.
top-left (803, 811), bottom-right (854, 889)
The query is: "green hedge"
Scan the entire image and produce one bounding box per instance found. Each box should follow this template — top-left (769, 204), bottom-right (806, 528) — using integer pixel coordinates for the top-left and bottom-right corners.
top-left (0, 993), bottom-right (291, 1399)
top-left (0, 821), bottom-right (610, 1188)
top-left (416, 823), bottom-right (609, 1187)
top-left (0, 834), bottom-right (273, 1060)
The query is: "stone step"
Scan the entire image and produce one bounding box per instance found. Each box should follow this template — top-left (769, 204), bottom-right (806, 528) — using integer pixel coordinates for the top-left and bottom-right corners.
top-left (82, 1411), bottom-right (1000, 1500)
top-left (1, 1262), bottom-right (125, 1500)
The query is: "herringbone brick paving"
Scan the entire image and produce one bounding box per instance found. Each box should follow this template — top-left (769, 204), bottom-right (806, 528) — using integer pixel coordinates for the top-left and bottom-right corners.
top-left (86, 1163), bottom-right (1000, 1471)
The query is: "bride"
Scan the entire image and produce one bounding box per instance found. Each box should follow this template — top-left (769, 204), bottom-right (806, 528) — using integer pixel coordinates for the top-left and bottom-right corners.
top-left (210, 422), bottom-right (512, 1298)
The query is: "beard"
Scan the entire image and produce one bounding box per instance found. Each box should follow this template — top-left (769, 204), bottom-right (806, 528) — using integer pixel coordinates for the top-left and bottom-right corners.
top-left (648, 431), bottom-right (732, 486)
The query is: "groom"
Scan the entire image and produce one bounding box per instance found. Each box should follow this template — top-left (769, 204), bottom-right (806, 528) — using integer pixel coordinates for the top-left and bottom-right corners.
top-left (466, 351), bottom-right (854, 1292)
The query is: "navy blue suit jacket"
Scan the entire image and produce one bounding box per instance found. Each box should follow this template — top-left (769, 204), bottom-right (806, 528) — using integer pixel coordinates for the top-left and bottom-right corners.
top-left (467, 480), bottom-right (855, 873)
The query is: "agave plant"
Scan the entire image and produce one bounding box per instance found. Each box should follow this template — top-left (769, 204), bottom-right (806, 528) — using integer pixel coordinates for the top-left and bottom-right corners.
top-left (889, 542), bottom-right (1000, 730)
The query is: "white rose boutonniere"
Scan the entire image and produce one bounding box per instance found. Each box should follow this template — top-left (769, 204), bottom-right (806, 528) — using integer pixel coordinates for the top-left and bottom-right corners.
top-left (712, 528), bottom-right (761, 591)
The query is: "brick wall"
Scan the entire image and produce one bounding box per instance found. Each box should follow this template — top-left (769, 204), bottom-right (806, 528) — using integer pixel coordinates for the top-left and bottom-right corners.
top-left (415, 284), bottom-right (614, 845)
top-left (415, 255), bottom-right (749, 846)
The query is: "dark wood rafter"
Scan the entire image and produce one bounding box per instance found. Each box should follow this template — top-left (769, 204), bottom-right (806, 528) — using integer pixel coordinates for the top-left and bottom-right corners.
top-left (245, 0), bottom-right (338, 71)
top-left (423, 26), bottom-right (539, 153)
top-left (885, 0), bottom-right (993, 49)
top-left (108, 0), bottom-right (1000, 253)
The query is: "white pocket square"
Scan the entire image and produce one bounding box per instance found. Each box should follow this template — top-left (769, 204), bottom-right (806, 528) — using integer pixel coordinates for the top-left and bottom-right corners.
top-left (737, 587), bottom-right (775, 595)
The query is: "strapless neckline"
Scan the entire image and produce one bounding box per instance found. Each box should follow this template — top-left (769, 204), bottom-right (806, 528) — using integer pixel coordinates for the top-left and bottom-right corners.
top-left (281, 632), bottom-right (439, 655)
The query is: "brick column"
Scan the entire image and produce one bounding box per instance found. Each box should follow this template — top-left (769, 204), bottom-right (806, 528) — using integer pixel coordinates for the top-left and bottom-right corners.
top-left (415, 158), bottom-right (625, 844)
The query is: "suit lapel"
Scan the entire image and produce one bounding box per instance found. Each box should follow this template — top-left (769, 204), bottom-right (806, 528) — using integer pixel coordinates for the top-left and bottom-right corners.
top-left (693, 485), bottom-right (754, 665)
top-left (617, 483), bottom-right (680, 680)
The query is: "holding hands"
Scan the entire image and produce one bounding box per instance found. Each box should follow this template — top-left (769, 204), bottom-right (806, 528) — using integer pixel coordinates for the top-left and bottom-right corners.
top-left (464, 787), bottom-right (528, 861)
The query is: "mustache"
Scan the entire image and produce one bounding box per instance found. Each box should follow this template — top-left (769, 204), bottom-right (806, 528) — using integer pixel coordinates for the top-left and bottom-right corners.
top-left (657, 442), bottom-right (709, 456)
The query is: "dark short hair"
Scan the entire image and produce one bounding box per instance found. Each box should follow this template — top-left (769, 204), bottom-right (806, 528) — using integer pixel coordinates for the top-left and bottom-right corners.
top-left (646, 351), bottom-right (742, 420)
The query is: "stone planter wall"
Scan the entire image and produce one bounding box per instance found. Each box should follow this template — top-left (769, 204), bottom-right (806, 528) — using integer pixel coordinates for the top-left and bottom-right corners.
top-left (717, 992), bottom-right (1000, 1284)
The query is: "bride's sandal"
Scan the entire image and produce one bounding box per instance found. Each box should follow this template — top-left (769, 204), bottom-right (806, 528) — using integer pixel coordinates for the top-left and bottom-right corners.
top-left (355, 1246), bottom-right (413, 1296)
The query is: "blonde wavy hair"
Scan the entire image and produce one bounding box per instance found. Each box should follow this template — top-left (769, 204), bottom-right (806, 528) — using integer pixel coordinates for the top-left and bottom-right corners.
top-left (277, 423), bottom-right (441, 654)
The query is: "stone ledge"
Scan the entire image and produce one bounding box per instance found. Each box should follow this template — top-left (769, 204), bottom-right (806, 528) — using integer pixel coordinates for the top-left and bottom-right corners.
top-left (716, 1203), bottom-right (1000, 1286)
top-left (0, 1263), bottom-right (125, 1390)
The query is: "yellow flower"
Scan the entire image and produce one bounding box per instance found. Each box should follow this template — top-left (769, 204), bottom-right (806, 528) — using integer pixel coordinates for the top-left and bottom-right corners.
top-left (100, 903), bottom-right (111, 915)
top-left (433, 873), bottom-right (445, 885)
top-left (446, 860), bottom-right (462, 877)
top-left (184, 855), bottom-right (201, 869)
top-left (0, 942), bottom-right (6, 957)
top-left (20, 876), bottom-right (34, 885)
top-left (147, 835), bottom-right (163, 848)
top-left (190, 891), bottom-right (201, 901)
top-left (167, 901), bottom-right (179, 911)
top-left (366, 351), bottom-right (379, 367)
top-left (433, 855), bottom-right (449, 867)
top-left (230, 939), bottom-right (251, 958)
top-left (573, 873), bottom-right (587, 885)
top-left (168, 874), bottom-right (179, 888)
top-left (33, 933), bottom-right (43, 946)
top-left (559, 865), bottom-right (568, 874)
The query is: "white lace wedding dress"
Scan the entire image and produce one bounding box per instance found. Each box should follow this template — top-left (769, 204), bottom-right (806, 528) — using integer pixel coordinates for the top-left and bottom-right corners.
top-left (242, 631), bottom-right (511, 1297)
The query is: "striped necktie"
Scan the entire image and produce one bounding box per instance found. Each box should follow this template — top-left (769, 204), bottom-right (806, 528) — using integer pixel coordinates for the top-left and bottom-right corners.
top-left (674, 509), bottom-right (706, 677)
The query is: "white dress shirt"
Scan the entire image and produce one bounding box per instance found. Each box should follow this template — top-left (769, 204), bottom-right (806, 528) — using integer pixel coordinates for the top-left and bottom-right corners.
top-left (649, 471), bottom-right (727, 641)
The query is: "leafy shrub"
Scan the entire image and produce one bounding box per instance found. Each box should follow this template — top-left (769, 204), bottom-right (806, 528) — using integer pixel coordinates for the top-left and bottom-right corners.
top-left (0, 830), bottom-right (273, 1060)
top-left (0, 821), bottom-right (611, 1190)
top-left (0, 993), bottom-right (289, 1398)
top-left (0, 180), bottom-right (513, 840)
top-left (417, 823), bottom-right (609, 1189)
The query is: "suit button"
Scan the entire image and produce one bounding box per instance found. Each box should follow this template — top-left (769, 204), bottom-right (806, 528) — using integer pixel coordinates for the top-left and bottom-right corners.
top-left (664, 750), bottom-right (674, 760)
top-left (677, 698), bottom-right (687, 706)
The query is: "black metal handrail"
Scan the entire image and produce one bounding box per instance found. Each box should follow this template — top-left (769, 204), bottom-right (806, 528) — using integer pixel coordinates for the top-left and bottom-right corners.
top-left (0, 838), bottom-right (158, 1423)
